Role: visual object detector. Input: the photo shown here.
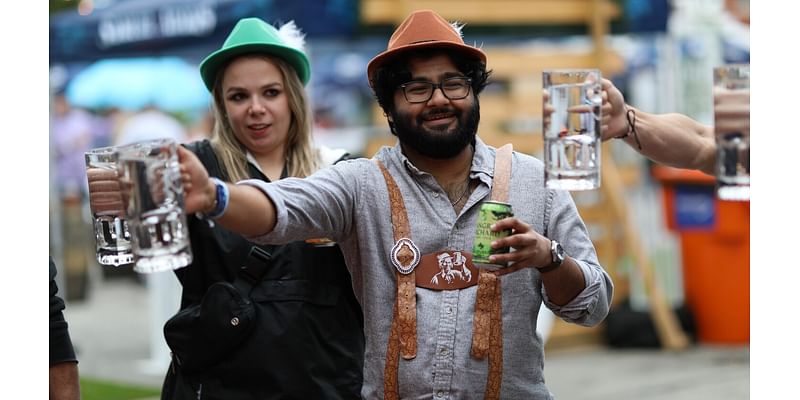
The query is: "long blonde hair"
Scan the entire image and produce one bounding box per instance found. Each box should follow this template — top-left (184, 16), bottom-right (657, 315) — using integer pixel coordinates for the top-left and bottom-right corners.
top-left (209, 54), bottom-right (320, 182)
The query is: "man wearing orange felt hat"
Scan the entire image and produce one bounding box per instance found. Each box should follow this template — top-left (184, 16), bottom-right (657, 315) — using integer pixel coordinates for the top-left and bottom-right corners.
top-left (175, 9), bottom-right (612, 400)
top-left (364, 9), bottom-right (612, 400)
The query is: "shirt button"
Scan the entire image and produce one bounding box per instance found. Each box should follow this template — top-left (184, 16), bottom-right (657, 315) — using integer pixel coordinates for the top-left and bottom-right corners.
top-left (436, 390), bottom-right (444, 398)
top-left (433, 192), bottom-right (440, 198)
top-left (440, 347), bottom-right (448, 355)
top-left (446, 307), bottom-right (453, 314)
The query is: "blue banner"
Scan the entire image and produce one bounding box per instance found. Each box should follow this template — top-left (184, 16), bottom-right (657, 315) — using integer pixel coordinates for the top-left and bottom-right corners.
top-left (50, 0), bottom-right (357, 63)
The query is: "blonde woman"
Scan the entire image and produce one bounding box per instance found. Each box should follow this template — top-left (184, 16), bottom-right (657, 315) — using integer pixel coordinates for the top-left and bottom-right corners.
top-left (162, 18), bottom-right (363, 399)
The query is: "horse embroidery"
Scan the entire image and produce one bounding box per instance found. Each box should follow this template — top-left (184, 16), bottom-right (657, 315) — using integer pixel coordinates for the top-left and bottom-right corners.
top-left (431, 251), bottom-right (472, 285)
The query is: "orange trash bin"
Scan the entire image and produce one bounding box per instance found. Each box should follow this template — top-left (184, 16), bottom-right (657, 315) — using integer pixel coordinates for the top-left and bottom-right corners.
top-left (652, 166), bottom-right (749, 344)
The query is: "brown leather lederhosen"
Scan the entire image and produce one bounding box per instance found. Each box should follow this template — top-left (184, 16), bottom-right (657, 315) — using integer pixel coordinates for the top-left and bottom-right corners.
top-left (377, 144), bottom-right (532, 400)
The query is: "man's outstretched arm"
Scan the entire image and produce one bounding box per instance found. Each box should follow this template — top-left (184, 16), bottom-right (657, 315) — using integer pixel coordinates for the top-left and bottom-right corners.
top-left (600, 78), bottom-right (718, 175)
top-left (178, 146), bottom-right (278, 237)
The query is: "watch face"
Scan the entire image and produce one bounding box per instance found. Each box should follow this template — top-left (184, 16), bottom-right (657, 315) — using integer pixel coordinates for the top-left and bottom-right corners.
top-left (555, 243), bottom-right (565, 263)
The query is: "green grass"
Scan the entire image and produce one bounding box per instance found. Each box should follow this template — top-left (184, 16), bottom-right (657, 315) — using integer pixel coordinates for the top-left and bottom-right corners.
top-left (79, 378), bottom-right (160, 400)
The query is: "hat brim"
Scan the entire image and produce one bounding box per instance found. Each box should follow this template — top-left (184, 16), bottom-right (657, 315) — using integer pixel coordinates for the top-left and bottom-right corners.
top-left (367, 42), bottom-right (487, 87)
top-left (200, 43), bottom-right (311, 91)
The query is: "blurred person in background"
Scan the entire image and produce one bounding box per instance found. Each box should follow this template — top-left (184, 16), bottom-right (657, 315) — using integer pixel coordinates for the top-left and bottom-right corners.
top-left (50, 257), bottom-right (80, 400)
top-left (51, 90), bottom-right (108, 300)
top-left (52, 90), bottom-right (106, 199)
top-left (177, 10), bottom-right (612, 399)
top-left (159, 17), bottom-right (364, 399)
top-left (93, 106), bottom-right (126, 149)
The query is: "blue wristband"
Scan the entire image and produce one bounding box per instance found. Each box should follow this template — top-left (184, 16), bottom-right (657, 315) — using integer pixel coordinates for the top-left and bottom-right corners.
top-left (202, 177), bottom-right (229, 220)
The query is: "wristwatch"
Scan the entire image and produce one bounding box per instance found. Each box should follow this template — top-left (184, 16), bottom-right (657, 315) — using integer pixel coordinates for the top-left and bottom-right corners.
top-left (538, 240), bottom-right (566, 274)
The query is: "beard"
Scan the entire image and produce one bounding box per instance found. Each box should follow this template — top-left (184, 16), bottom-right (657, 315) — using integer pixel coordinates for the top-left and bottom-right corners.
top-left (390, 100), bottom-right (480, 159)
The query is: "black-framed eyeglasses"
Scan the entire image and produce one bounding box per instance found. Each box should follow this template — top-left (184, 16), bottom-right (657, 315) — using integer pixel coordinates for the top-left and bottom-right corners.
top-left (398, 77), bottom-right (473, 103)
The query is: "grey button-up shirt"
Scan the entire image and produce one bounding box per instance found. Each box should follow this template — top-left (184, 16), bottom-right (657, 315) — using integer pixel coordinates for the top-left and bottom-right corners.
top-left (242, 138), bottom-right (613, 399)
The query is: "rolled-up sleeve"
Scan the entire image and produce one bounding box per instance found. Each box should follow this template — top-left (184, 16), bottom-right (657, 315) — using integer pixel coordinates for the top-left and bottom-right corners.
top-left (541, 190), bottom-right (614, 327)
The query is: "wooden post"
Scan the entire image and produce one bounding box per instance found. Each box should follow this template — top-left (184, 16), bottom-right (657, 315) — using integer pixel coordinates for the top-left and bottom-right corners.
top-left (601, 145), bottom-right (691, 350)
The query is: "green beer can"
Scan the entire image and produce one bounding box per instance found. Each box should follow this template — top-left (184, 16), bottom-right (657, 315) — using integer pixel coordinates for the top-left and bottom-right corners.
top-left (472, 200), bottom-right (514, 267)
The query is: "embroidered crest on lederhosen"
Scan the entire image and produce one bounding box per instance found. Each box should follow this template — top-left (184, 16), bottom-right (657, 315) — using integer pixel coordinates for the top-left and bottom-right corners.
top-left (391, 238), bottom-right (420, 274)
top-left (430, 251), bottom-right (472, 285)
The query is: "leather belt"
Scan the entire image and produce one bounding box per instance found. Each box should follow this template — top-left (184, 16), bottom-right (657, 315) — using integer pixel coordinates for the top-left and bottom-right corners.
top-left (378, 144), bottom-right (514, 400)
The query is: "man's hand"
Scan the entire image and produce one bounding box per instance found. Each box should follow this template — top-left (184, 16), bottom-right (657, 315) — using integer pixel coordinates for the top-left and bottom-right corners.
top-left (600, 78), bottom-right (629, 140)
top-left (545, 78), bottom-right (629, 140)
top-left (485, 217), bottom-right (551, 268)
top-left (177, 146), bottom-right (215, 215)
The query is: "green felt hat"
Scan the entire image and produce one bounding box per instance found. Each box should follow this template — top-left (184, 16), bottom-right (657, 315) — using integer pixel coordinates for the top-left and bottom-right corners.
top-left (199, 18), bottom-right (311, 90)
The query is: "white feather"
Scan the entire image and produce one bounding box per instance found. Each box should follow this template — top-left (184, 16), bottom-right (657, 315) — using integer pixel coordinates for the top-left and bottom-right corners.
top-left (450, 21), bottom-right (465, 38)
top-left (276, 21), bottom-right (306, 52)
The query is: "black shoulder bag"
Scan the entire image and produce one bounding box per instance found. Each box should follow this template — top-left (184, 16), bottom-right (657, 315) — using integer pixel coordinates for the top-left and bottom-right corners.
top-left (163, 246), bottom-right (272, 375)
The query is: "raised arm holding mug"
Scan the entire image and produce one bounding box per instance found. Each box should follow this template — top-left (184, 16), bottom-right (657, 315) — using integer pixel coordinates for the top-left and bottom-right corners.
top-left (180, 10), bottom-right (612, 399)
top-left (542, 76), bottom-right (750, 175)
top-left (600, 78), bottom-right (748, 175)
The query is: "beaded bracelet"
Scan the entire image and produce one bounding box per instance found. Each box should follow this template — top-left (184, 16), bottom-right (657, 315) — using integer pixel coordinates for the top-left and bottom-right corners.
top-left (614, 107), bottom-right (643, 150)
top-left (198, 177), bottom-right (229, 220)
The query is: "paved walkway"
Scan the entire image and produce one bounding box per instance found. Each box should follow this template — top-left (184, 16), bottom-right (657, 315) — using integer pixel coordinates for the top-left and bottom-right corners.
top-left (545, 345), bottom-right (748, 399)
top-left (64, 273), bottom-right (749, 399)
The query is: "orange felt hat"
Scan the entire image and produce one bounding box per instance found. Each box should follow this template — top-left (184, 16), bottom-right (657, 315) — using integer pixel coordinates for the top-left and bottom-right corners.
top-left (366, 10), bottom-right (487, 87)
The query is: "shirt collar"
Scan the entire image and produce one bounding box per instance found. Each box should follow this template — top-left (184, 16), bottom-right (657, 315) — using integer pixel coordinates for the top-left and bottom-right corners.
top-left (245, 150), bottom-right (264, 176)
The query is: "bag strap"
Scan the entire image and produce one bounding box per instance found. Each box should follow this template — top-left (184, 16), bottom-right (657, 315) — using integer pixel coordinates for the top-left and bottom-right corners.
top-left (232, 246), bottom-right (273, 295)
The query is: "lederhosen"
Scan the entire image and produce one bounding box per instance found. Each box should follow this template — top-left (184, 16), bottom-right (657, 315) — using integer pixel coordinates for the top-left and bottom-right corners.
top-left (378, 144), bottom-right (535, 399)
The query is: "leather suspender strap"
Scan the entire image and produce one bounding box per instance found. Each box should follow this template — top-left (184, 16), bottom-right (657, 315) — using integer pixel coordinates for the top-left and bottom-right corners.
top-left (490, 144), bottom-right (513, 202)
top-left (376, 160), bottom-right (417, 400)
top-left (471, 144), bottom-right (512, 400)
top-left (470, 270), bottom-right (497, 359)
top-left (486, 277), bottom-right (503, 400)
top-left (377, 162), bottom-right (418, 359)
